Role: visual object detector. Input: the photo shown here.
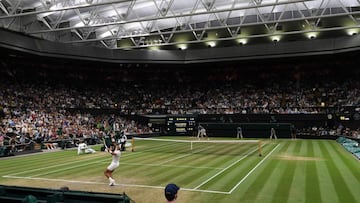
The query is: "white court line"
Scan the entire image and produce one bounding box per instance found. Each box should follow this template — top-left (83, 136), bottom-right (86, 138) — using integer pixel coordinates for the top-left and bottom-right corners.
top-left (118, 162), bottom-right (224, 170)
top-left (3, 142), bottom-right (279, 195)
top-left (29, 160), bottom-right (223, 178)
top-left (227, 143), bottom-right (280, 194)
top-left (2, 175), bottom-right (228, 194)
top-left (7, 153), bottom-right (107, 176)
top-left (194, 145), bottom-right (261, 190)
top-left (132, 141), bottom-right (183, 153)
top-left (29, 159), bottom-right (105, 178)
top-left (3, 175), bottom-right (106, 185)
top-left (6, 144), bottom-right (220, 178)
top-left (158, 151), bottom-right (200, 165)
top-left (5, 139), bottom-right (210, 176)
top-left (6, 142), bottom-right (176, 177)
top-left (158, 146), bottom-right (212, 165)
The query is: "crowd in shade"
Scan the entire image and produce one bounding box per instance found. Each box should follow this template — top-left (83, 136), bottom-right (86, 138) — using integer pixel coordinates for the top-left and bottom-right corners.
top-left (0, 59), bottom-right (359, 115)
top-left (0, 111), bottom-right (151, 150)
top-left (0, 55), bottom-right (360, 150)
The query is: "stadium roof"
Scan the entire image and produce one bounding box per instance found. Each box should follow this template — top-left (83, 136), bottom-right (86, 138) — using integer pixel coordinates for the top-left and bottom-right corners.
top-left (0, 0), bottom-right (359, 51)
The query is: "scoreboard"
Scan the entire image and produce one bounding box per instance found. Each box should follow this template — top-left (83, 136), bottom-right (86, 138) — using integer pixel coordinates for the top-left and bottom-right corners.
top-left (166, 115), bottom-right (197, 135)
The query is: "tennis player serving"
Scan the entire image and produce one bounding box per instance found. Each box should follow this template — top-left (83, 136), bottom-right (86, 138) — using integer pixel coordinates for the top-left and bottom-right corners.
top-left (104, 143), bottom-right (121, 186)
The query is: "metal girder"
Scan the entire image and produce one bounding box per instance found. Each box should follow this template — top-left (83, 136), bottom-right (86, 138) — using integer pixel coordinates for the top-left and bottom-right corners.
top-left (113, 24), bottom-right (360, 49)
top-left (0, 2), bottom-right (10, 15)
top-left (337, 0), bottom-right (358, 23)
top-left (25, 0), bottom-right (312, 34)
top-left (22, 0), bottom-right (321, 47)
top-left (62, 9), bottom-right (360, 44)
top-left (0, 0), bottom-right (131, 19)
top-left (0, 0), bottom-right (359, 50)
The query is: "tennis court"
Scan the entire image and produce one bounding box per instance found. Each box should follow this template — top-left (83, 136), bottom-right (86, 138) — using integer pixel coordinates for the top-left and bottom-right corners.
top-left (0, 138), bottom-right (359, 203)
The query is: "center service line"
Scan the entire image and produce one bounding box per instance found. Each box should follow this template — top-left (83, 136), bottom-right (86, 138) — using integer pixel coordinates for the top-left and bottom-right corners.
top-left (193, 145), bottom-right (261, 190)
top-left (227, 143), bottom-right (280, 194)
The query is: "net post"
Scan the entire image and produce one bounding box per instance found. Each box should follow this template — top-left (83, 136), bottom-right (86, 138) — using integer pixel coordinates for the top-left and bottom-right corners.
top-left (190, 141), bottom-right (193, 151)
top-left (258, 140), bottom-right (262, 157)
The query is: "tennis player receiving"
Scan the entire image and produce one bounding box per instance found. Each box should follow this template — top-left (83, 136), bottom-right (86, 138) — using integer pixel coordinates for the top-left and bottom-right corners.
top-left (104, 143), bottom-right (121, 186)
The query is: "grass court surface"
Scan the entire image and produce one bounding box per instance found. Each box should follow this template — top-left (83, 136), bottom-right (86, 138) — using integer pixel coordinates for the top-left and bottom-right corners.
top-left (0, 137), bottom-right (359, 203)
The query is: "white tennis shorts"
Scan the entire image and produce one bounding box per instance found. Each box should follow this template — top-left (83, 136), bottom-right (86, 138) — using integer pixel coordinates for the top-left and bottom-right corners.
top-left (107, 162), bottom-right (119, 171)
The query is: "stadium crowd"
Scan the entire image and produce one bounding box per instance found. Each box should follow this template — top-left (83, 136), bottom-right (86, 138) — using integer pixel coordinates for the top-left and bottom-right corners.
top-left (0, 111), bottom-right (151, 153)
top-left (0, 55), bottom-right (360, 154)
top-left (0, 61), bottom-right (359, 115)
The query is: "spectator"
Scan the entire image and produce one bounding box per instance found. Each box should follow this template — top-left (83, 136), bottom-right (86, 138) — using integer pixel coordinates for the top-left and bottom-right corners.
top-left (164, 183), bottom-right (180, 203)
top-left (77, 140), bottom-right (96, 155)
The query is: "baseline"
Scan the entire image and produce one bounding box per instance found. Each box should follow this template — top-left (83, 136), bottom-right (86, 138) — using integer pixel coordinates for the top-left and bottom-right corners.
top-left (2, 175), bottom-right (229, 194)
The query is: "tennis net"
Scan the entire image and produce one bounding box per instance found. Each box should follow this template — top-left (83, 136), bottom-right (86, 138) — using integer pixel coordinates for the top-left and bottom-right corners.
top-left (131, 137), bottom-right (262, 156)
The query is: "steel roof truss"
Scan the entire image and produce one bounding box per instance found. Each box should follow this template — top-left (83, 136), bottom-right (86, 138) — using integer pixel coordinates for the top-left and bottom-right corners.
top-left (251, 0), bottom-right (271, 32)
top-left (71, 29), bottom-right (84, 40)
top-left (25, 0), bottom-right (311, 35)
top-left (0, 2), bottom-right (9, 15)
top-left (313, 0), bottom-right (330, 28)
top-left (337, 0), bottom-right (358, 23)
top-left (64, 8), bottom-right (360, 46)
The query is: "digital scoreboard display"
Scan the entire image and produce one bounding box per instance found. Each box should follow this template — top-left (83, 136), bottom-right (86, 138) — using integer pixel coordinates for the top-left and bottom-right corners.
top-left (166, 116), bottom-right (196, 135)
